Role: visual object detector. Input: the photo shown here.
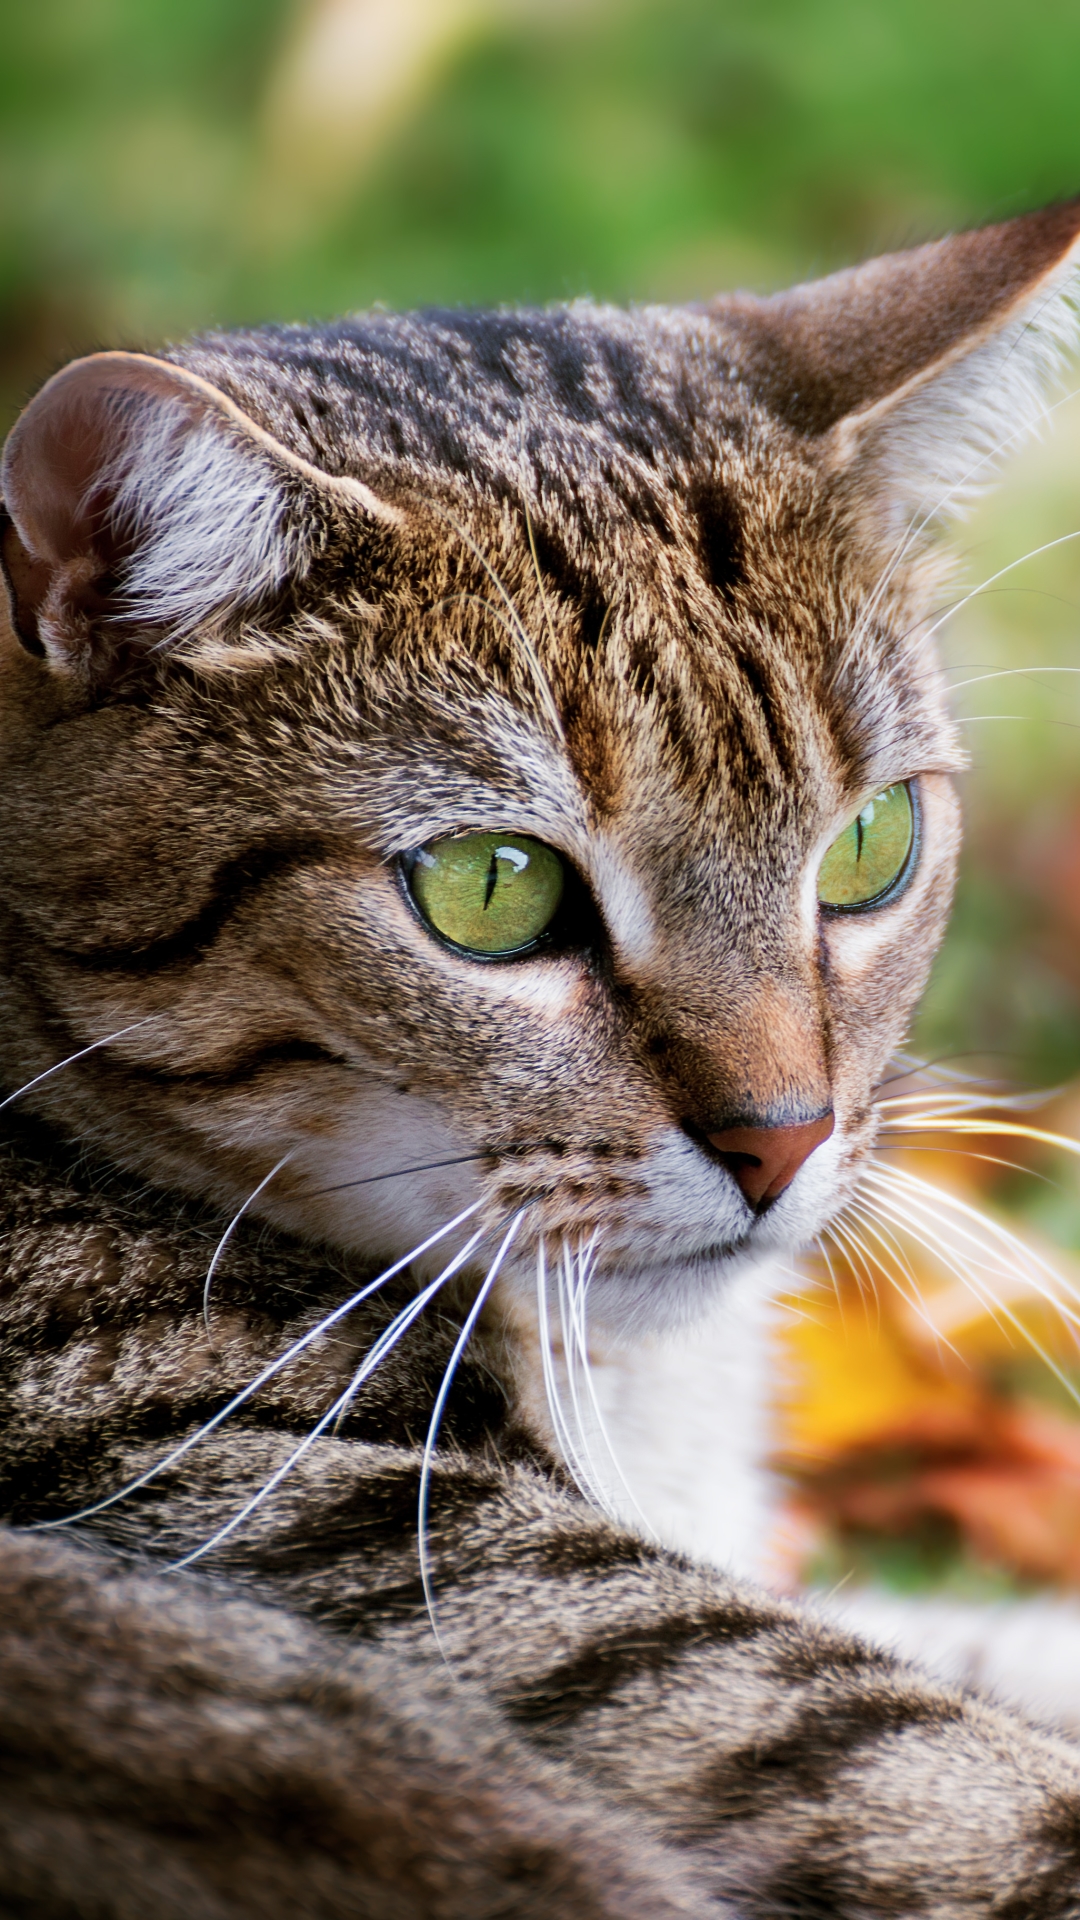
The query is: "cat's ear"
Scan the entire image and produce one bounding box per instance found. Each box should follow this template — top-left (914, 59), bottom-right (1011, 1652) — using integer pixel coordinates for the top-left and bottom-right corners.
top-left (0, 351), bottom-right (400, 685)
top-left (713, 198), bottom-right (1080, 538)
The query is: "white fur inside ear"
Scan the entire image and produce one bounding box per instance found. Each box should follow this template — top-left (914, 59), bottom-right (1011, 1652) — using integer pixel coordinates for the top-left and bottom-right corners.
top-left (847, 256), bottom-right (1080, 536)
top-left (108, 399), bottom-right (304, 638)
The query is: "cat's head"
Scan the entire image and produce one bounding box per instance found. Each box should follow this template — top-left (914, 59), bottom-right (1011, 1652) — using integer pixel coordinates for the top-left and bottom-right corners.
top-left (1, 200), bottom-right (1078, 1331)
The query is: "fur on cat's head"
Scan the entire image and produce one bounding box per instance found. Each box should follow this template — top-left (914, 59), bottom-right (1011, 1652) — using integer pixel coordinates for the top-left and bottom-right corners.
top-left (1, 199), bottom-right (1078, 1332)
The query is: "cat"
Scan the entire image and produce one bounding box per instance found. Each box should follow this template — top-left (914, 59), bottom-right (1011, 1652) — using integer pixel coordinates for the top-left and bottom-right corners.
top-left (2, 195), bottom-right (1080, 1918)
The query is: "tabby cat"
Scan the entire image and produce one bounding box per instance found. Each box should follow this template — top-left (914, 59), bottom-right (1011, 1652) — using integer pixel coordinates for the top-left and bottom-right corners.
top-left (2, 197), bottom-right (1080, 1918)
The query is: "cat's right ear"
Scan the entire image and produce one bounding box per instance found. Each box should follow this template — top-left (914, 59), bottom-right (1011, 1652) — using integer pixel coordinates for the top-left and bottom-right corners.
top-left (0, 351), bottom-right (401, 687)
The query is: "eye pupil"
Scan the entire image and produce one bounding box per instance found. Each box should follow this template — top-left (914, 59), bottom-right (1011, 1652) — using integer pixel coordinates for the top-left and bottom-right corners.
top-left (483, 850), bottom-right (499, 910)
top-left (406, 831), bottom-right (565, 956)
top-left (818, 782), bottom-right (915, 911)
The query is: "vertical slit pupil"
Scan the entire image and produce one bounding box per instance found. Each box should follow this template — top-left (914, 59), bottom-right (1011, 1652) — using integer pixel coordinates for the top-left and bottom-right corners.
top-left (483, 851), bottom-right (499, 910)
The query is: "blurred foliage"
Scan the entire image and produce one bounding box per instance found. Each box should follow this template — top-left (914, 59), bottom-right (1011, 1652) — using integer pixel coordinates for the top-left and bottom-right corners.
top-left (4, 0), bottom-right (1080, 1591)
top-left (773, 1125), bottom-right (1080, 1594)
top-left (4, 0), bottom-right (1080, 410)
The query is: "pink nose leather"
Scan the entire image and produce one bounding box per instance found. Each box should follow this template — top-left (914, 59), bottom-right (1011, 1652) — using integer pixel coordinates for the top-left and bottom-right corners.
top-left (705, 1113), bottom-right (835, 1210)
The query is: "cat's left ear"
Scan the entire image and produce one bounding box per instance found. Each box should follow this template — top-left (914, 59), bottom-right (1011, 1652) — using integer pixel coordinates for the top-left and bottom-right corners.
top-left (0, 351), bottom-right (402, 685)
top-left (712, 197), bottom-right (1080, 539)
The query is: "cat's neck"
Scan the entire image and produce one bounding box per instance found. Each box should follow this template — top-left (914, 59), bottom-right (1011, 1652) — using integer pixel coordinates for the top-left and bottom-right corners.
top-left (496, 1262), bottom-right (785, 1579)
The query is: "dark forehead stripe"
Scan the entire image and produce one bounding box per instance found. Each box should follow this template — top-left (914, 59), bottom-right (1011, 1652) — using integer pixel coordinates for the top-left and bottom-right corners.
top-left (688, 478), bottom-right (745, 603)
top-left (726, 639), bottom-right (804, 788)
top-left (172, 307), bottom-right (733, 522)
top-left (170, 305), bottom-right (943, 807)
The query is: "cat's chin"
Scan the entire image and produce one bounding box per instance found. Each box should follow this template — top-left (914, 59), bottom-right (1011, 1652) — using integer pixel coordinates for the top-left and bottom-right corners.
top-left (563, 1238), bottom-right (769, 1339)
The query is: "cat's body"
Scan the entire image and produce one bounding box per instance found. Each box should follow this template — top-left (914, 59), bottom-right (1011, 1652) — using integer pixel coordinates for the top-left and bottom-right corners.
top-left (3, 198), bottom-right (1080, 1914)
top-left (7, 1117), bottom-right (1080, 1920)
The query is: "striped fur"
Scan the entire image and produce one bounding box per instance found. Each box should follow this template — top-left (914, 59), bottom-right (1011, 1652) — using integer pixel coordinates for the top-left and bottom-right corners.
top-left (3, 199), bottom-right (1080, 1914)
top-left (4, 1124), bottom-right (1080, 1916)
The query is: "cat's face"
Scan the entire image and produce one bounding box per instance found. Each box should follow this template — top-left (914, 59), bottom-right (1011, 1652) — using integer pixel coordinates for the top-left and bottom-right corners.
top-left (2, 197), bottom-right (1076, 1332)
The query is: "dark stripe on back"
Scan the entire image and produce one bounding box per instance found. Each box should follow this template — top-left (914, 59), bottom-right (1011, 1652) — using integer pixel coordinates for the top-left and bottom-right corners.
top-left (504, 1599), bottom-right (778, 1730)
top-left (532, 1523), bottom-right (660, 1577)
top-left (239, 1460), bottom-right (504, 1571)
top-left (759, 1858), bottom-right (926, 1919)
top-left (999, 1795), bottom-right (1080, 1920)
top-left (699, 1682), bottom-right (962, 1822)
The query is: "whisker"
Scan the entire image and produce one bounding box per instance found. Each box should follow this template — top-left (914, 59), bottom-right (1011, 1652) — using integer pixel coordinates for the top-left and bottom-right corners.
top-left (561, 1233), bottom-right (624, 1511)
top-left (418, 1210), bottom-right (525, 1661)
top-left (923, 529), bottom-right (1080, 644)
top-left (843, 1198), bottom-right (962, 1359)
top-left (948, 665), bottom-right (1080, 695)
top-left (558, 1236), bottom-right (608, 1508)
top-left (860, 1181), bottom-right (1080, 1392)
top-left (566, 1239), bottom-right (651, 1534)
top-left (31, 1198), bottom-right (486, 1534)
top-left (873, 1055), bottom-right (1004, 1094)
top-left (171, 1218), bottom-right (494, 1572)
top-left (0, 1021), bottom-right (155, 1113)
top-left (875, 1142), bottom-right (1059, 1184)
top-left (536, 1238), bottom-right (600, 1502)
top-left (327, 1219), bottom-right (490, 1435)
top-left (877, 1112), bottom-right (1080, 1160)
top-left (309, 1152), bottom-right (488, 1198)
top-left (874, 1088), bottom-right (1055, 1116)
top-left (863, 1159), bottom-right (1080, 1296)
top-left (814, 1232), bottom-right (847, 1322)
top-left (824, 1214), bottom-right (880, 1307)
top-left (202, 1152), bottom-right (295, 1349)
top-left (861, 1162), bottom-right (1080, 1370)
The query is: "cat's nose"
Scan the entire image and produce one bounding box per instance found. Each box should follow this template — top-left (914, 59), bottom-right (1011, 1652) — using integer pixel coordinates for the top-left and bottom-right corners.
top-left (704, 1113), bottom-right (834, 1211)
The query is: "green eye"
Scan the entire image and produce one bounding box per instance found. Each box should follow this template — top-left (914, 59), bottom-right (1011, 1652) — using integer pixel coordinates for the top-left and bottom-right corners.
top-left (406, 831), bottom-right (566, 956)
top-left (817, 782), bottom-right (915, 910)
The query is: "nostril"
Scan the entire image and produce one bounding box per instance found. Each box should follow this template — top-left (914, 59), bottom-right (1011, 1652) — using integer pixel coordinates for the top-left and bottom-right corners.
top-left (698, 1112), bottom-right (834, 1212)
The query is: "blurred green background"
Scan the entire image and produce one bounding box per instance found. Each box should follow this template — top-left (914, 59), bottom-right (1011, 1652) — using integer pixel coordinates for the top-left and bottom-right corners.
top-left (3, 0), bottom-right (1080, 1111)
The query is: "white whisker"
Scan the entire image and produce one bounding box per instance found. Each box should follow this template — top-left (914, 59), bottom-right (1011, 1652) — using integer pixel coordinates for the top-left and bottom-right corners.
top-left (842, 1198), bottom-right (963, 1361)
top-left (814, 1232), bottom-right (846, 1319)
top-left (542, 1232), bottom-right (644, 1529)
top-left (569, 1245), bottom-right (652, 1535)
top-left (557, 1236), bottom-right (608, 1510)
top-left (0, 1021), bottom-right (155, 1112)
top-left (947, 665), bottom-right (1080, 695)
top-left (846, 377), bottom-right (1080, 659)
top-left (536, 1238), bottom-right (598, 1500)
top-left (824, 1213), bottom-right (880, 1306)
top-left (328, 1220), bottom-right (491, 1435)
top-left (202, 1153), bottom-right (295, 1350)
top-left (860, 1163), bottom-right (1080, 1393)
top-left (418, 1211), bottom-right (525, 1661)
top-left (170, 1219), bottom-right (493, 1572)
top-left (923, 529), bottom-right (1080, 644)
top-left (31, 1198), bottom-right (486, 1533)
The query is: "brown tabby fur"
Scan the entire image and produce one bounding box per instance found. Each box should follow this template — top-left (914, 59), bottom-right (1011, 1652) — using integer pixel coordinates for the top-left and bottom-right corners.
top-left (1, 198), bottom-right (1080, 1916)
